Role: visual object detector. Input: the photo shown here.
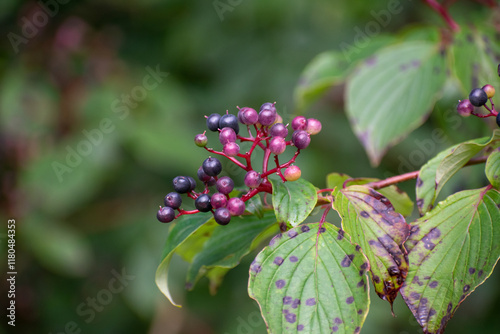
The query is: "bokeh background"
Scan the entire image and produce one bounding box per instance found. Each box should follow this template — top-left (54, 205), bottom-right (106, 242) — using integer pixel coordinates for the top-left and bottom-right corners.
top-left (1, 0), bottom-right (499, 333)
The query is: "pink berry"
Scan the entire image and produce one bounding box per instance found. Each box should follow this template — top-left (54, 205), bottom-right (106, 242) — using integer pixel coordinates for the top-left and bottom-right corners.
top-left (291, 116), bottom-right (307, 131)
top-left (211, 193), bottom-right (228, 209)
top-left (306, 118), bottom-right (322, 135)
top-left (456, 99), bottom-right (473, 117)
top-left (284, 165), bottom-right (301, 181)
top-left (223, 142), bottom-right (240, 157)
top-left (227, 197), bottom-right (245, 216)
top-left (219, 127), bottom-right (237, 145)
top-left (269, 136), bottom-right (286, 155)
top-left (244, 170), bottom-right (261, 188)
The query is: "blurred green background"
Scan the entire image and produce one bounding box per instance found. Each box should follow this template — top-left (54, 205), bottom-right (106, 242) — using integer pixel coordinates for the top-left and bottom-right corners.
top-left (1, 0), bottom-right (499, 333)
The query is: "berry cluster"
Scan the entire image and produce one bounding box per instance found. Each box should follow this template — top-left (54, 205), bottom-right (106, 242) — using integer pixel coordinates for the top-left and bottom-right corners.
top-left (157, 102), bottom-right (322, 225)
top-left (457, 83), bottom-right (498, 126)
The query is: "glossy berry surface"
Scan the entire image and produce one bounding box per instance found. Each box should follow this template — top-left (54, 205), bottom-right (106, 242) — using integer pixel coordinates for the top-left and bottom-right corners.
top-left (197, 166), bottom-right (211, 182)
top-left (194, 133), bottom-right (208, 147)
top-left (291, 116), bottom-right (308, 131)
top-left (244, 170), bottom-right (261, 188)
top-left (211, 193), bottom-right (228, 209)
top-left (206, 113), bottom-right (221, 132)
top-left (497, 113), bottom-right (500, 127)
top-left (258, 109), bottom-right (277, 126)
top-left (202, 157), bottom-right (222, 176)
top-left (292, 130), bottom-right (311, 149)
top-left (269, 136), bottom-right (286, 155)
top-left (219, 127), bottom-right (237, 145)
top-left (157, 206), bottom-right (175, 223)
top-left (260, 102), bottom-right (276, 112)
top-left (270, 123), bottom-right (288, 138)
top-left (187, 176), bottom-right (197, 191)
top-left (195, 194), bottom-right (212, 212)
top-left (456, 99), bottom-right (474, 117)
top-left (219, 114), bottom-right (240, 134)
top-left (284, 165), bottom-right (301, 181)
top-left (482, 84), bottom-right (495, 99)
top-left (306, 118), bottom-right (322, 135)
top-left (227, 197), bottom-right (245, 216)
top-left (164, 192), bottom-right (182, 209)
top-left (216, 176), bottom-right (234, 194)
top-left (223, 142), bottom-right (240, 157)
top-left (173, 176), bottom-right (191, 193)
top-left (469, 88), bottom-right (488, 107)
top-left (238, 107), bottom-right (259, 125)
top-left (214, 207), bottom-right (231, 225)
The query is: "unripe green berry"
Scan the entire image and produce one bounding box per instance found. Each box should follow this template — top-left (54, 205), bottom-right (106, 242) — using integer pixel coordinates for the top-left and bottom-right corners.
top-left (194, 133), bottom-right (208, 147)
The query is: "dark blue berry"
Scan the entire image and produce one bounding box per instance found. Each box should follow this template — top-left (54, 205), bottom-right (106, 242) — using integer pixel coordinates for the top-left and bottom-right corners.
top-left (497, 113), bottom-right (500, 127)
top-left (219, 114), bottom-right (239, 134)
top-left (157, 206), bottom-right (175, 223)
top-left (195, 194), bottom-right (212, 212)
top-left (187, 176), bottom-right (197, 191)
top-left (197, 166), bottom-right (211, 182)
top-left (216, 176), bottom-right (234, 194)
top-left (164, 192), bottom-right (182, 209)
top-left (173, 176), bottom-right (191, 193)
top-left (202, 157), bottom-right (222, 176)
top-left (214, 207), bottom-right (231, 225)
top-left (207, 113), bottom-right (221, 132)
top-left (469, 88), bottom-right (488, 107)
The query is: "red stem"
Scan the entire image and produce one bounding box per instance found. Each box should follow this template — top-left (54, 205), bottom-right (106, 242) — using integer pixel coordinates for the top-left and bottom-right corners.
top-left (424, 0), bottom-right (460, 32)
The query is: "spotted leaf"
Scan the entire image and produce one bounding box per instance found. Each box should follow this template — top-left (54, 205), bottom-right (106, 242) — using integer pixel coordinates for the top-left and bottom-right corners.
top-left (270, 178), bottom-right (317, 228)
top-left (345, 39), bottom-right (447, 166)
top-left (416, 130), bottom-right (500, 215)
top-left (401, 187), bottom-right (500, 334)
top-left (248, 223), bottom-right (370, 334)
top-left (332, 185), bottom-right (410, 308)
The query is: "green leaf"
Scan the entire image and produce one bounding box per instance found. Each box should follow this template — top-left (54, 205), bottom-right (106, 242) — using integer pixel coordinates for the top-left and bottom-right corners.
top-left (185, 210), bottom-right (278, 288)
top-left (345, 41), bottom-right (447, 166)
top-left (248, 222), bottom-right (370, 334)
top-left (294, 35), bottom-right (396, 111)
top-left (332, 185), bottom-right (410, 307)
top-left (326, 172), bottom-right (414, 217)
top-left (451, 25), bottom-right (500, 95)
top-left (401, 187), bottom-right (500, 334)
top-left (485, 149), bottom-right (500, 188)
top-left (270, 178), bottom-right (317, 227)
top-left (155, 212), bottom-right (213, 307)
top-left (416, 130), bottom-right (500, 215)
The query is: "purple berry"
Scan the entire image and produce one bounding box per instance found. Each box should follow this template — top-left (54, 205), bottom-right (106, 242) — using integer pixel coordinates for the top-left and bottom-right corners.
top-left (223, 142), bottom-right (240, 157)
top-left (216, 176), bottom-right (234, 194)
top-left (469, 88), bottom-right (488, 107)
top-left (306, 118), bottom-right (322, 135)
top-left (202, 157), bottom-right (222, 176)
top-left (269, 136), bottom-right (286, 155)
top-left (194, 133), bottom-right (208, 147)
top-left (187, 176), bottom-right (197, 191)
top-left (206, 177), bottom-right (217, 187)
top-left (164, 192), bottom-right (182, 209)
top-left (219, 127), bottom-right (237, 145)
top-left (456, 99), bottom-right (473, 117)
top-left (195, 194), bottom-right (212, 212)
top-left (173, 176), bottom-right (191, 193)
top-left (270, 123), bottom-right (288, 138)
top-left (238, 107), bottom-right (259, 125)
top-left (259, 108), bottom-right (277, 126)
top-left (284, 165), bottom-right (301, 181)
top-left (211, 193), bottom-right (228, 209)
top-left (227, 197), bottom-right (245, 216)
top-left (260, 102), bottom-right (276, 112)
top-left (291, 116), bottom-right (308, 131)
top-left (292, 130), bottom-right (311, 149)
top-left (214, 207), bottom-right (231, 225)
top-left (157, 206), bottom-right (175, 223)
top-left (197, 166), bottom-right (211, 182)
top-left (244, 170), bottom-right (261, 188)
top-left (219, 113), bottom-right (239, 134)
top-left (206, 113), bottom-right (221, 132)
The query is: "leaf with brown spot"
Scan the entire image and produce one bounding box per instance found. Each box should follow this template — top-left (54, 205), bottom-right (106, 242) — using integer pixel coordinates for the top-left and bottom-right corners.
top-left (248, 223), bottom-right (370, 334)
top-left (416, 130), bottom-right (500, 216)
top-left (401, 187), bottom-right (500, 334)
top-left (332, 185), bottom-right (410, 308)
top-left (485, 149), bottom-right (500, 189)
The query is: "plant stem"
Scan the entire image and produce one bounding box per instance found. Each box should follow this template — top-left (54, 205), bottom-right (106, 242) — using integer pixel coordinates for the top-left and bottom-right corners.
top-left (424, 0), bottom-right (460, 32)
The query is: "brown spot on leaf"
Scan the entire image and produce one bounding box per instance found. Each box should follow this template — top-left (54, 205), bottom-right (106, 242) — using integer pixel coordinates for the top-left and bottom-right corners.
top-left (478, 269), bottom-right (484, 277)
top-left (373, 275), bottom-right (381, 284)
top-left (469, 268), bottom-right (476, 274)
top-left (341, 254), bottom-right (355, 267)
top-left (337, 229), bottom-right (344, 240)
top-left (429, 281), bottom-right (438, 288)
top-left (360, 211), bottom-right (369, 218)
top-left (357, 279), bottom-right (365, 288)
top-left (301, 225), bottom-right (310, 233)
top-left (416, 177), bottom-right (423, 187)
top-left (410, 292), bottom-right (420, 300)
top-left (463, 285), bottom-right (470, 293)
top-left (285, 313), bottom-right (296, 323)
top-left (283, 296), bottom-right (292, 305)
top-left (388, 266), bottom-right (400, 277)
top-left (346, 296), bottom-right (354, 304)
top-left (276, 280), bottom-right (286, 289)
top-left (334, 317), bottom-right (342, 324)
top-left (288, 230), bottom-right (298, 238)
top-left (274, 257), bottom-right (284, 266)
